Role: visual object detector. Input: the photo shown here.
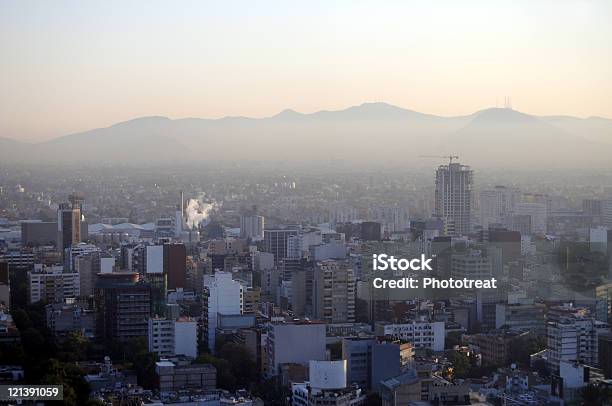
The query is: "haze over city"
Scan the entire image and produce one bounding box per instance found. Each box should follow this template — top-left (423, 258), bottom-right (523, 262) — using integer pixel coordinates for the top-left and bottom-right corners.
top-left (3, 2), bottom-right (612, 405)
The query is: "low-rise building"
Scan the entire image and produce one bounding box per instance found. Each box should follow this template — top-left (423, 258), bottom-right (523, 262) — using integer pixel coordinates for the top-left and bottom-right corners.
top-left (155, 359), bottom-right (216, 392)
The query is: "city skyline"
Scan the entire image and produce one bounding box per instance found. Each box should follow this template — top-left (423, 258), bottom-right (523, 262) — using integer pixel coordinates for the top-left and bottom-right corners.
top-left (1, 0), bottom-right (611, 141)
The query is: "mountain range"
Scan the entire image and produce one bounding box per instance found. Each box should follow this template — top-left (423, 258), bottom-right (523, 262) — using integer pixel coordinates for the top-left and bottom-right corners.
top-left (2, 102), bottom-right (612, 168)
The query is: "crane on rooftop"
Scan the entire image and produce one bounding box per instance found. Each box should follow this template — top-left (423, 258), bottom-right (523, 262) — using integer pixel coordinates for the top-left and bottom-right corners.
top-left (419, 155), bottom-right (460, 165)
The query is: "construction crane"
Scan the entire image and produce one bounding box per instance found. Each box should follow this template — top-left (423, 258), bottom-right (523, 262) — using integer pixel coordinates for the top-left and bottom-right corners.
top-left (419, 155), bottom-right (460, 165)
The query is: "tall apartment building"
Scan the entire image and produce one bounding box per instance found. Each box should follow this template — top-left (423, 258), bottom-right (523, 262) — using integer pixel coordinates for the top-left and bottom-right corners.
top-left (240, 214), bottom-right (265, 241)
top-left (28, 264), bottom-right (80, 304)
top-left (547, 316), bottom-right (609, 372)
top-left (312, 260), bottom-right (355, 323)
top-left (202, 272), bottom-right (243, 353)
top-left (94, 272), bottom-right (151, 343)
top-left (434, 162), bottom-right (473, 236)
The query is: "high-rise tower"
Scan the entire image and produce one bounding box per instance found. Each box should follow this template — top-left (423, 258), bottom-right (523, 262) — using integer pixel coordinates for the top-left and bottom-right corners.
top-left (58, 194), bottom-right (84, 255)
top-left (434, 162), bottom-right (473, 236)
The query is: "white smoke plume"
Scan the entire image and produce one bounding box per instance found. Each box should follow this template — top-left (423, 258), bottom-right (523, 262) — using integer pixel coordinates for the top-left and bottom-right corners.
top-left (184, 197), bottom-right (216, 229)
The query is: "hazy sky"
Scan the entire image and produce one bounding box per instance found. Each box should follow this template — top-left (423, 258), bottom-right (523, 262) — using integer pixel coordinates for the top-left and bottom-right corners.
top-left (1, 0), bottom-right (611, 142)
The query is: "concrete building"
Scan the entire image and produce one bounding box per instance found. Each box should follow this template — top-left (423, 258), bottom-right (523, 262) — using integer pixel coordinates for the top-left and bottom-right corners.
top-left (434, 162), bottom-right (473, 236)
top-left (28, 264), bottom-right (80, 304)
top-left (291, 360), bottom-right (365, 406)
top-left (202, 272), bottom-right (243, 353)
top-left (451, 250), bottom-right (492, 280)
top-left (375, 321), bottom-right (445, 352)
top-left (45, 302), bottom-right (94, 338)
top-left (598, 332), bottom-right (612, 379)
top-left (370, 205), bottom-right (410, 234)
top-left (495, 302), bottom-right (547, 335)
top-left (155, 360), bottom-right (216, 392)
top-left (266, 322), bottom-right (326, 377)
top-left (148, 316), bottom-right (198, 358)
top-left (547, 316), bottom-right (609, 372)
top-left (94, 272), bottom-right (151, 343)
top-left (264, 228), bottom-right (301, 265)
top-left (312, 260), bottom-right (355, 323)
top-left (74, 251), bottom-right (101, 297)
top-left (164, 243), bottom-right (186, 290)
top-left (21, 221), bottom-right (58, 246)
top-left (342, 338), bottom-right (373, 390)
top-left (515, 202), bottom-right (547, 234)
top-left (57, 195), bottom-right (84, 256)
top-left (240, 214), bottom-right (265, 241)
top-left (479, 186), bottom-right (517, 228)
top-left (466, 330), bottom-right (530, 366)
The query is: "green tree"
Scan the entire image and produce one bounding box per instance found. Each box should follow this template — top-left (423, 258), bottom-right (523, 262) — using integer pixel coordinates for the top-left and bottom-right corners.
top-left (197, 353), bottom-right (237, 389)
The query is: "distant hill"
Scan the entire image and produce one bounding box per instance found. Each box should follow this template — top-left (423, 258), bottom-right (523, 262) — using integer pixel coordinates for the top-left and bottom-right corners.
top-left (1, 103), bottom-right (611, 168)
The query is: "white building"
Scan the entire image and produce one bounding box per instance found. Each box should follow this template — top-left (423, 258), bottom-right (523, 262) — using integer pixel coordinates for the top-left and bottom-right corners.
top-left (28, 264), bottom-right (80, 304)
top-left (547, 316), bottom-right (609, 372)
top-left (148, 317), bottom-right (198, 358)
top-left (202, 272), bottom-right (243, 353)
top-left (292, 360), bottom-right (365, 406)
top-left (145, 245), bottom-right (164, 274)
top-left (375, 321), bottom-right (445, 352)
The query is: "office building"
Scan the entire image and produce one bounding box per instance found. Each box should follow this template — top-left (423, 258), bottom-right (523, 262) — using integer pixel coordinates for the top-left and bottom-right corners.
top-left (264, 228), bottom-right (300, 265)
top-left (94, 272), bottom-right (151, 343)
top-left (57, 194), bottom-right (84, 255)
